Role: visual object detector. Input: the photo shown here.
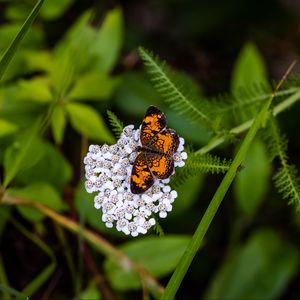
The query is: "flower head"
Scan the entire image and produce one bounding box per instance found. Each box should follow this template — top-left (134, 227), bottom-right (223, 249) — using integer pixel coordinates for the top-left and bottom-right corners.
top-left (84, 125), bottom-right (187, 236)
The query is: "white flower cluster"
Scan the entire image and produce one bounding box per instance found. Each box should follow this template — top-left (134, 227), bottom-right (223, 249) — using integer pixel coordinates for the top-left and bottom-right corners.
top-left (84, 125), bottom-right (187, 237)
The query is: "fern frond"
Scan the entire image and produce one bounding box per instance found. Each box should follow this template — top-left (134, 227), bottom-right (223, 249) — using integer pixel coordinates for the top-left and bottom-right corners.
top-left (264, 116), bottom-right (288, 161)
top-left (214, 82), bottom-right (300, 128)
top-left (274, 165), bottom-right (300, 209)
top-left (107, 110), bottom-right (123, 138)
top-left (151, 214), bottom-right (164, 236)
top-left (265, 116), bottom-right (300, 209)
top-left (138, 47), bottom-right (216, 132)
top-left (172, 153), bottom-right (231, 186)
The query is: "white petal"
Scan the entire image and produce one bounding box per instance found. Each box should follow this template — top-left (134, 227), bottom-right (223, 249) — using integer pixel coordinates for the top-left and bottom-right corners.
top-left (103, 152), bottom-right (112, 159)
top-left (125, 213), bottom-right (132, 220)
top-left (142, 194), bottom-right (152, 202)
top-left (149, 218), bottom-right (156, 225)
top-left (170, 190), bottom-right (178, 199)
top-left (179, 137), bottom-right (185, 146)
top-left (177, 144), bottom-right (184, 152)
top-left (106, 222), bottom-right (113, 228)
top-left (159, 211), bottom-right (167, 218)
top-left (163, 185), bottom-right (171, 193)
top-left (122, 227), bottom-right (130, 235)
top-left (181, 152), bottom-right (188, 159)
top-left (125, 145), bottom-right (133, 154)
top-left (131, 231), bottom-right (139, 237)
top-left (94, 202), bottom-right (101, 209)
top-left (137, 226), bottom-right (147, 234)
top-left (176, 161), bottom-right (185, 167)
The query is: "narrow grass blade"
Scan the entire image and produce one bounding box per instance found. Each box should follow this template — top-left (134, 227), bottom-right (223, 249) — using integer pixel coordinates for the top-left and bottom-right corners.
top-left (0, 0), bottom-right (45, 80)
top-left (0, 284), bottom-right (27, 300)
top-left (162, 92), bottom-right (273, 300)
top-left (161, 61), bottom-right (297, 299)
top-left (11, 219), bottom-right (56, 297)
top-left (3, 119), bottom-right (42, 188)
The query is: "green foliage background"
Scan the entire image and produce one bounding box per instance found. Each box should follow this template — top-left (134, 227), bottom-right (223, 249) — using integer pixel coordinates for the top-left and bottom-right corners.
top-left (1, 1), bottom-right (300, 299)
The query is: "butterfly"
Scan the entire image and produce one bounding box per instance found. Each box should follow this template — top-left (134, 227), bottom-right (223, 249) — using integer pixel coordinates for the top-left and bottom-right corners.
top-left (130, 106), bottom-right (179, 194)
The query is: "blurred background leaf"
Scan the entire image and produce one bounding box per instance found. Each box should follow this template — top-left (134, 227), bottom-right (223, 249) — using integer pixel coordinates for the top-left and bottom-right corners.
top-left (66, 102), bottom-right (114, 143)
top-left (234, 138), bottom-right (271, 215)
top-left (7, 182), bottom-right (68, 222)
top-left (104, 235), bottom-right (191, 291)
top-left (205, 229), bottom-right (299, 300)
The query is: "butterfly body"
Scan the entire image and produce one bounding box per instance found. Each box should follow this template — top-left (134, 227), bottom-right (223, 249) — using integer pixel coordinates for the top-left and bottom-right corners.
top-left (130, 106), bottom-right (179, 194)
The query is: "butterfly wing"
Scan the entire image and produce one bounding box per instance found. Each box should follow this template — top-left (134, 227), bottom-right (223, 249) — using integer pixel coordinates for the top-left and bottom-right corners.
top-left (130, 153), bottom-right (154, 194)
top-left (146, 152), bottom-right (174, 179)
top-left (150, 129), bottom-right (180, 154)
top-left (140, 106), bottom-right (166, 147)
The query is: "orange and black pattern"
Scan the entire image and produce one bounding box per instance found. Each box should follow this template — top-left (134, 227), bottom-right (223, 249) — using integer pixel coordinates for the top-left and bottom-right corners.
top-left (131, 106), bottom-right (179, 194)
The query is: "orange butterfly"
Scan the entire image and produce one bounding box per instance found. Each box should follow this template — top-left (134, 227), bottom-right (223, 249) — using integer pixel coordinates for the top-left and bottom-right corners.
top-left (130, 106), bottom-right (179, 194)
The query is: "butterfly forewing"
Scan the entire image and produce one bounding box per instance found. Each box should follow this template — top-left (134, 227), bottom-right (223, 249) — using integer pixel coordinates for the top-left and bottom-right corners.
top-left (140, 106), bottom-right (166, 147)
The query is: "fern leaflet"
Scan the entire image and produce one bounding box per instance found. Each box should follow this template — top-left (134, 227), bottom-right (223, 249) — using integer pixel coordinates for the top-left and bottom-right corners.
top-left (274, 166), bottom-right (300, 208)
top-left (172, 152), bottom-right (231, 186)
top-left (266, 117), bottom-right (300, 209)
top-left (214, 81), bottom-right (300, 128)
top-left (138, 47), bottom-right (216, 132)
top-left (107, 110), bottom-right (123, 139)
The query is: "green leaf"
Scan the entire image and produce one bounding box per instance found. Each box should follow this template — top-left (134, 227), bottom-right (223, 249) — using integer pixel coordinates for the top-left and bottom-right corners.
top-left (7, 183), bottom-right (68, 222)
top-left (231, 42), bottom-right (268, 92)
top-left (0, 119), bottom-right (18, 137)
top-left (69, 72), bottom-right (121, 101)
top-left (51, 7), bottom-right (123, 98)
top-left (0, 0), bottom-right (45, 80)
top-left (0, 23), bottom-right (43, 52)
top-left (79, 280), bottom-right (102, 300)
top-left (74, 181), bottom-right (105, 232)
top-left (205, 229), bottom-right (299, 300)
top-left (51, 105), bottom-right (67, 144)
top-left (171, 174), bottom-right (204, 218)
top-left (5, 0), bottom-right (73, 21)
top-left (234, 138), bottom-right (271, 215)
top-left (24, 50), bottom-right (52, 73)
top-left (66, 102), bottom-right (114, 143)
top-left (114, 72), bottom-right (162, 116)
top-left (40, 0), bottom-right (73, 20)
top-left (3, 122), bottom-right (44, 188)
top-left (13, 77), bottom-right (52, 103)
top-left (104, 235), bottom-right (191, 290)
top-left (15, 141), bottom-right (72, 191)
top-left (91, 8), bottom-right (123, 73)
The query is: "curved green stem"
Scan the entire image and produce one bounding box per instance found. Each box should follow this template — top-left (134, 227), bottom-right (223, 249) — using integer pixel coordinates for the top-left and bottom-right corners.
top-left (161, 93), bottom-right (275, 299)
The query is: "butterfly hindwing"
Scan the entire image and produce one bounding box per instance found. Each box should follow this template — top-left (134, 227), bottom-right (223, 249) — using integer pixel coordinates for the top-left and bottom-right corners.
top-left (130, 153), bottom-right (154, 194)
top-left (146, 152), bottom-right (174, 179)
top-left (149, 129), bottom-right (179, 154)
